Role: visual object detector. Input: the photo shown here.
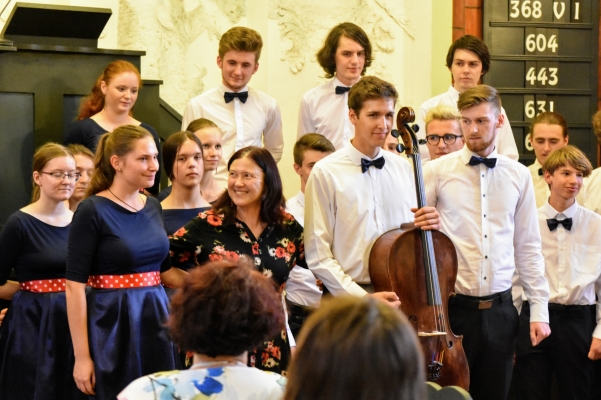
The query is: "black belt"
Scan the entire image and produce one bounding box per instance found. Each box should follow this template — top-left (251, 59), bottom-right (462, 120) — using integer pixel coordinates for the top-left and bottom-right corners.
top-left (451, 289), bottom-right (512, 310)
top-left (524, 301), bottom-right (594, 311)
top-left (285, 297), bottom-right (316, 318)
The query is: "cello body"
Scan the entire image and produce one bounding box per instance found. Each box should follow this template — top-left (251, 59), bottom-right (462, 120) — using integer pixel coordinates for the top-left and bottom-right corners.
top-left (369, 106), bottom-right (469, 390)
top-left (369, 228), bottom-right (470, 390)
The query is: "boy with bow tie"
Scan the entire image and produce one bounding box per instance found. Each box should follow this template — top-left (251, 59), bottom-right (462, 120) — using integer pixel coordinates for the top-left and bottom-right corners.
top-left (513, 145), bottom-right (601, 400)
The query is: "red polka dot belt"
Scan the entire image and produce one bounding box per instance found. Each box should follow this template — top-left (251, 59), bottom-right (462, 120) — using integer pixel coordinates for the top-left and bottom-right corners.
top-left (87, 271), bottom-right (161, 289)
top-left (20, 278), bottom-right (66, 293)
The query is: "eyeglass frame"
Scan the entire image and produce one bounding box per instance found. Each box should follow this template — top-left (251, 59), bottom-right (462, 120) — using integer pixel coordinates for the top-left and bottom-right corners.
top-left (425, 134), bottom-right (463, 146)
top-left (39, 171), bottom-right (81, 182)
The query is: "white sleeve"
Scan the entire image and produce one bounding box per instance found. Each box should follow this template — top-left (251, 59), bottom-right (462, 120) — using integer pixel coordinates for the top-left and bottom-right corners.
top-left (181, 100), bottom-right (199, 131)
top-left (304, 168), bottom-right (368, 298)
top-left (263, 102), bottom-right (284, 163)
top-left (282, 292), bottom-right (296, 347)
top-left (297, 96), bottom-right (316, 139)
top-left (496, 109), bottom-right (519, 161)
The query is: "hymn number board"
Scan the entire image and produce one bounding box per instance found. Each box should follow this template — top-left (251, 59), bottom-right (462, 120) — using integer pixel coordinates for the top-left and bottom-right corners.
top-left (483, 0), bottom-right (599, 164)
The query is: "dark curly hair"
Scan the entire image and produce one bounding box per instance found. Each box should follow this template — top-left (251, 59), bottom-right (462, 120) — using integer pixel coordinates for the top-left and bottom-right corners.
top-left (212, 146), bottom-right (286, 227)
top-left (168, 259), bottom-right (284, 357)
top-left (316, 22), bottom-right (372, 79)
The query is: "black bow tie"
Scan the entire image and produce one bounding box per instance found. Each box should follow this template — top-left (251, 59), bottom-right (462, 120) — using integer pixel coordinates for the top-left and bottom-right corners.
top-left (547, 218), bottom-right (572, 231)
top-left (224, 91), bottom-right (248, 104)
top-left (335, 86), bottom-right (351, 95)
top-left (469, 156), bottom-right (497, 168)
top-left (538, 168), bottom-right (543, 176)
top-left (361, 157), bottom-right (385, 173)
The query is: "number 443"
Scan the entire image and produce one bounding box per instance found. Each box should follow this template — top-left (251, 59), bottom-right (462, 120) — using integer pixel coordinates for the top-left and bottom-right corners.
top-left (526, 67), bottom-right (558, 86)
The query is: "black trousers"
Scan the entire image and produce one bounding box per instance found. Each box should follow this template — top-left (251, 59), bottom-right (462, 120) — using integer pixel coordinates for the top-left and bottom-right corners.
top-left (513, 302), bottom-right (594, 400)
top-left (448, 289), bottom-right (518, 400)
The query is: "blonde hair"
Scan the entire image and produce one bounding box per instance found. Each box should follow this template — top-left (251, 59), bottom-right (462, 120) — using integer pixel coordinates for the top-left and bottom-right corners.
top-left (542, 145), bottom-right (592, 178)
top-left (457, 84), bottom-right (502, 116)
top-left (424, 105), bottom-right (461, 128)
top-left (86, 125), bottom-right (153, 197)
top-left (31, 143), bottom-right (73, 203)
top-left (592, 110), bottom-right (601, 143)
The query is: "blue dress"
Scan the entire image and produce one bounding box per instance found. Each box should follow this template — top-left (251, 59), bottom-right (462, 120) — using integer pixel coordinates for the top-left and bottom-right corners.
top-left (66, 196), bottom-right (176, 400)
top-left (162, 207), bottom-right (211, 237)
top-left (0, 211), bottom-right (85, 400)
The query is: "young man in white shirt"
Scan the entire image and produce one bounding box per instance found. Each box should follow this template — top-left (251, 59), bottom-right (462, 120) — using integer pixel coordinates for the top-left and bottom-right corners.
top-left (423, 84), bottom-right (550, 400)
top-left (285, 133), bottom-right (335, 337)
top-left (513, 145), bottom-right (601, 400)
top-left (416, 35), bottom-right (518, 162)
top-left (423, 105), bottom-right (465, 162)
top-left (305, 76), bottom-right (439, 307)
top-left (181, 27), bottom-right (284, 187)
top-left (297, 23), bottom-right (372, 150)
top-left (581, 110), bottom-right (601, 214)
top-left (527, 112), bottom-right (569, 208)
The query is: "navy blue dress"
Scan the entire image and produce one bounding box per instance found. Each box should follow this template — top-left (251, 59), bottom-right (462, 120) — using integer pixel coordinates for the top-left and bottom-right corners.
top-left (0, 211), bottom-right (85, 400)
top-left (64, 119), bottom-right (162, 195)
top-left (162, 207), bottom-right (211, 237)
top-left (66, 196), bottom-right (176, 400)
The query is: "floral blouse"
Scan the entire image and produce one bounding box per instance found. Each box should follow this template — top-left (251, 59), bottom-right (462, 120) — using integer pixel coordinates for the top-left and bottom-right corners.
top-left (169, 210), bottom-right (306, 287)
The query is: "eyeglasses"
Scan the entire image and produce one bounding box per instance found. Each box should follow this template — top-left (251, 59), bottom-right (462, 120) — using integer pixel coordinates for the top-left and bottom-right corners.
top-left (425, 134), bottom-right (463, 145)
top-left (40, 171), bottom-right (81, 182)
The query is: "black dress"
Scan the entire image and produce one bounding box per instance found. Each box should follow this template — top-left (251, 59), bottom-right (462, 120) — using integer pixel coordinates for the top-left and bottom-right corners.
top-left (66, 196), bottom-right (176, 400)
top-left (169, 209), bottom-right (306, 374)
top-left (64, 118), bottom-right (162, 194)
top-left (0, 211), bottom-right (85, 400)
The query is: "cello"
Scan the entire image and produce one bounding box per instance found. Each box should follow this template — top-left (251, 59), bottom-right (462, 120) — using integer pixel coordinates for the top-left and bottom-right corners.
top-left (369, 107), bottom-right (470, 390)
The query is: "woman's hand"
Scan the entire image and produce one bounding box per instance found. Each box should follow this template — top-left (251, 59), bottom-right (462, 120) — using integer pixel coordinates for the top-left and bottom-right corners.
top-left (73, 355), bottom-right (96, 395)
top-left (0, 308), bottom-right (7, 326)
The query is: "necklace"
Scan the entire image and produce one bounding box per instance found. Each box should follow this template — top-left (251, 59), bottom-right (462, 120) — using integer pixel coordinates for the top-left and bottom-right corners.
top-left (190, 360), bottom-right (246, 370)
top-left (108, 188), bottom-right (140, 212)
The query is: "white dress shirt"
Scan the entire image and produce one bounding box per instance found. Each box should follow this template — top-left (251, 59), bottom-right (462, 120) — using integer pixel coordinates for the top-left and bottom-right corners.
top-left (415, 85), bottom-right (519, 162)
top-left (528, 159), bottom-right (550, 208)
top-left (423, 145), bottom-right (550, 323)
top-left (182, 83), bottom-right (284, 187)
top-left (305, 143), bottom-right (416, 297)
top-left (297, 77), bottom-right (355, 150)
top-left (538, 200), bottom-right (601, 338)
top-left (582, 167), bottom-right (601, 215)
top-left (285, 191), bottom-right (322, 308)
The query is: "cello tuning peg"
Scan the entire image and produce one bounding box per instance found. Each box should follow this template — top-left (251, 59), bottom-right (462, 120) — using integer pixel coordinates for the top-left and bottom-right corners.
top-left (391, 129), bottom-right (400, 138)
top-left (411, 124), bottom-right (420, 133)
top-left (396, 143), bottom-right (407, 153)
top-left (418, 139), bottom-right (427, 145)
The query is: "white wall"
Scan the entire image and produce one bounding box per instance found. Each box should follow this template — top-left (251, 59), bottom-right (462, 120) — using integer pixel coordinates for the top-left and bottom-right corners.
top-left (1, 0), bottom-right (453, 198)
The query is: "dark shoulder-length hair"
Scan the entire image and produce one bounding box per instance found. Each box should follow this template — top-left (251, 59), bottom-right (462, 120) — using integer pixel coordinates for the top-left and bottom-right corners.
top-left (212, 146), bottom-right (286, 227)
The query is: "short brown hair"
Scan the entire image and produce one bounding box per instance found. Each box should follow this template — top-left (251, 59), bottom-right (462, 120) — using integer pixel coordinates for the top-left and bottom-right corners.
top-left (168, 259), bottom-right (284, 357)
top-left (293, 134), bottom-right (335, 166)
top-left (543, 145), bottom-right (592, 177)
top-left (284, 296), bottom-right (425, 400)
top-left (592, 110), bottom-right (601, 143)
top-left (316, 22), bottom-right (372, 79)
top-left (186, 118), bottom-right (219, 133)
top-left (457, 84), bottom-right (502, 116)
top-left (446, 35), bottom-right (491, 75)
top-left (530, 111), bottom-right (568, 139)
top-left (348, 76), bottom-right (398, 116)
top-left (218, 26), bottom-right (263, 62)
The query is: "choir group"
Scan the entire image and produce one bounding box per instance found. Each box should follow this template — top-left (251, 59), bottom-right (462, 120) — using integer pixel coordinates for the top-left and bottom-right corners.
top-left (0, 21), bottom-right (599, 400)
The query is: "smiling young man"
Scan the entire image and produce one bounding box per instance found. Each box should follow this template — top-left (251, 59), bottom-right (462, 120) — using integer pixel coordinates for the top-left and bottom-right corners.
top-left (297, 23), bottom-right (372, 150)
top-left (423, 105), bottom-right (465, 162)
top-left (181, 27), bottom-right (283, 187)
top-left (423, 85), bottom-right (550, 400)
top-left (416, 35), bottom-right (518, 162)
top-left (304, 76), bottom-right (439, 308)
top-left (513, 145), bottom-right (601, 400)
top-left (527, 112), bottom-right (569, 207)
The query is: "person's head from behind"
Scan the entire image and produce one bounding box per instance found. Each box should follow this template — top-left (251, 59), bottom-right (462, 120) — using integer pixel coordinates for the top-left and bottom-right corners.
top-left (66, 144), bottom-right (95, 205)
top-left (424, 105), bottom-right (464, 160)
top-left (316, 22), bottom-right (372, 86)
top-left (217, 27), bottom-right (263, 92)
top-left (78, 60), bottom-right (142, 120)
top-left (543, 145), bottom-right (592, 202)
top-left (284, 296), bottom-right (425, 400)
top-left (529, 112), bottom-right (569, 166)
top-left (348, 76), bottom-right (398, 157)
top-left (31, 143), bottom-right (76, 204)
top-left (169, 258), bottom-right (284, 359)
top-left (457, 84), bottom-right (504, 157)
top-left (593, 110), bottom-right (601, 144)
top-left (293, 134), bottom-right (335, 192)
top-left (213, 146), bottom-right (286, 226)
top-left (187, 118), bottom-right (223, 173)
top-left (87, 125), bottom-right (158, 196)
top-left (446, 35), bottom-right (490, 93)
top-left (163, 131), bottom-right (204, 189)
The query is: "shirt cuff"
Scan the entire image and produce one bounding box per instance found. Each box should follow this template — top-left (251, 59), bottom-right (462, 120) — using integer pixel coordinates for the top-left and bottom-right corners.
top-left (593, 324), bottom-right (601, 340)
top-left (528, 301), bottom-right (550, 324)
top-left (344, 281), bottom-right (369, 298)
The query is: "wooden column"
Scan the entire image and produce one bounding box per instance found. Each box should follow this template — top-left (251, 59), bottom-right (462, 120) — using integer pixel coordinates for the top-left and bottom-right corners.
top-left (453, 0), bottom-right (483, 40)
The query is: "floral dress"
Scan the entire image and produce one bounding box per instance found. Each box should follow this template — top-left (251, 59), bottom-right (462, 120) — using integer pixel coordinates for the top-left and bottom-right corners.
top-left (169, 210), bottom-right (306, 374)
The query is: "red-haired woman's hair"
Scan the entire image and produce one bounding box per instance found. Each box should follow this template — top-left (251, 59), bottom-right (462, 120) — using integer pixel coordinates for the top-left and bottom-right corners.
top-left (77, 60), bottom-right (142, 120)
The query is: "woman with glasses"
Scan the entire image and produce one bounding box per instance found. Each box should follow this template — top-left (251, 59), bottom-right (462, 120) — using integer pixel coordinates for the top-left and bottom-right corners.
top-left (0, 143), bottom-right (86, 399)
top-left (423, 105), bottom-right (465, 162)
